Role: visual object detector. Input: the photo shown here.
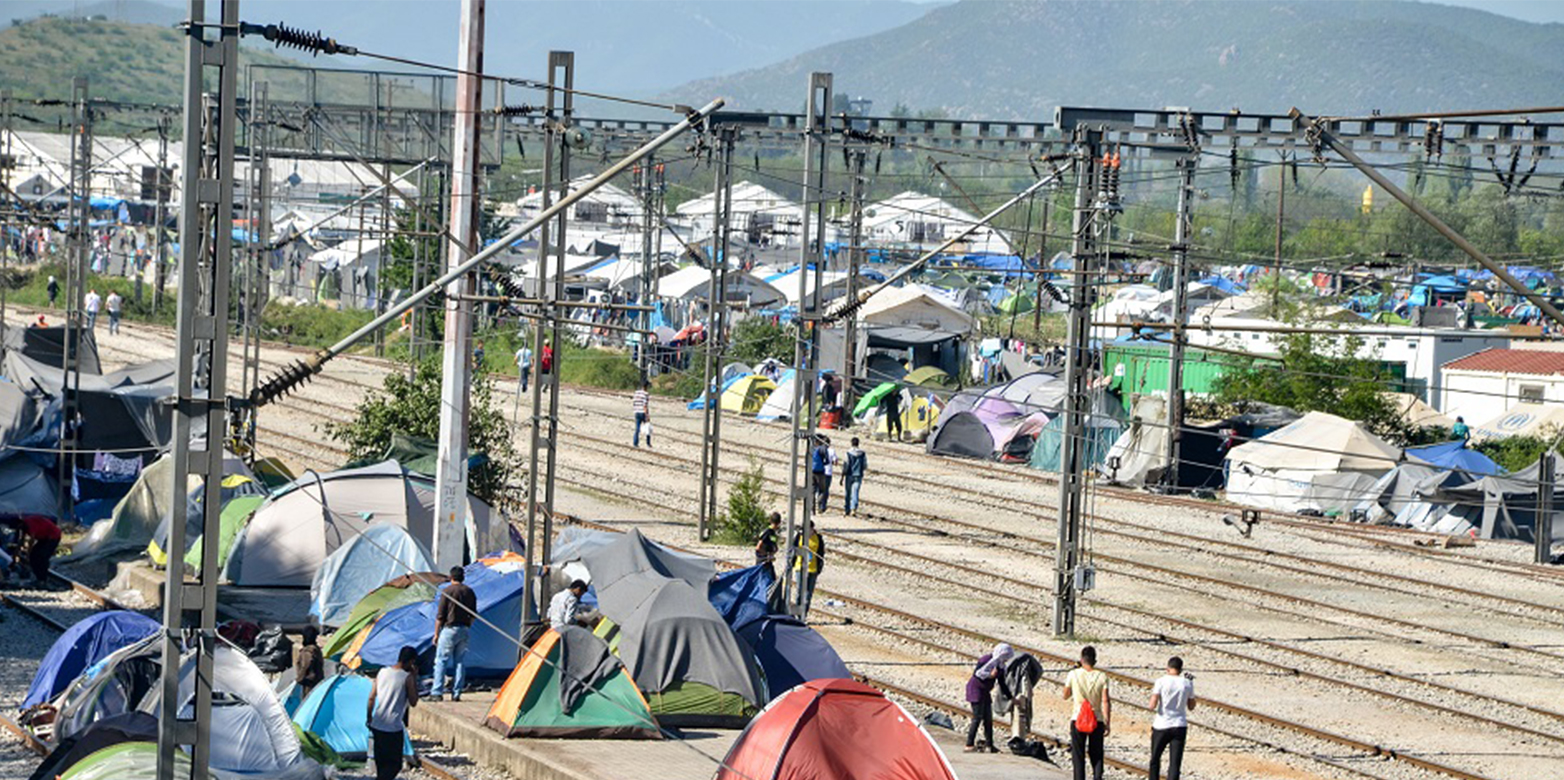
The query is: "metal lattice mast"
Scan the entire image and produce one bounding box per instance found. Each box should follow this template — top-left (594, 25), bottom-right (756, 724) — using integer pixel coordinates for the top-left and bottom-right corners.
top-left (784, 72), bottom-right (831, 614)
top-left (1, 89), bottom-right (11, 361)
top-left (1163, 155), bottom-right (1195, 490)
top-left (152, 115), bottom-right (171, 313)
top-left (1053, 127), bottom-right (1102, 637)
top-left (636, 155), bottom-right (655, 373)
top-left (698, 126), bottom-right (737, 541)
top-left (235, 79), bottom-right (271, 461)
top-left (158, 2), bottom-right (240, 778)
top-left (840, 146), bottom-right (866, 412)
top-left (433, 0), bottom-right (485, 572)
top-left (541, 50), bottom-right (573, 568)
top-left (59, 76), bottom-right (91, 522)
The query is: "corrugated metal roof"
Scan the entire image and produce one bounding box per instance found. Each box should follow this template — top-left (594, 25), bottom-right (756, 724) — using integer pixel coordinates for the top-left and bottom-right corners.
top-left (1442, 348), bottom-right (1564, 375)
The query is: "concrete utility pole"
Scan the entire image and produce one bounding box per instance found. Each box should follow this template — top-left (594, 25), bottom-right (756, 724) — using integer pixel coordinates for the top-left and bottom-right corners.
top-left (1164, 156), bottom-right (1196, 490)
top-left (541, 51), bottom-right (574, 574)
top-left (158, 3), bottom-right (240, 778)
top-left (58, 77), bottom-right (91, 522)
top-left (433, 0), bottom-right (485, 572)
top-left (698, 126), bottom-right (737, 541)
top-left (784, 72), bottom-right (831, 613)
top-left (1053, 128), bottom-right (1102, 637)
top-left (840, 147), bottom-right (866, 412)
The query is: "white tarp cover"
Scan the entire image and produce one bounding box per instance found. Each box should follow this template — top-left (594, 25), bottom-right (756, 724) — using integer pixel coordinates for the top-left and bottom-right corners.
top-left (1224, 411), bottom-right (1410, 513)
top-left (310, 524), bottom-right (435, 628)
top-left (756, 369), bottom-right (797, 422)
top-left (1472, 402), bottom-right (1564, 443)
top-left (224, 461), bottom-right (501, 587)
top-left (856, 284), bottom-right (977, 334)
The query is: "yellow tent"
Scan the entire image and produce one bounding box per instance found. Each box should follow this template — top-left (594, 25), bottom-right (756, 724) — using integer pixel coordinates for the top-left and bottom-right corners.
top-left (721, 375), bottom-right (777, 415)
top-left (874, 392), bottom-right (942, 441)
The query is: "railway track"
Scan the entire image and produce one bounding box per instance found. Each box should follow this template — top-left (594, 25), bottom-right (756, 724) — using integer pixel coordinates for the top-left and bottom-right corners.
top-left (557, 514), bottom-right (1504, 780)
top-left (554, 428), bottom-right (1564, 672)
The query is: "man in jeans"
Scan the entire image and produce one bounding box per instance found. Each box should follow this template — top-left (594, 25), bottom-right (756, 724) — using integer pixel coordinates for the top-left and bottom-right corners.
top-left (1149, 656), bottom-right (1195, 780)
top-left (430, 566), bottom-right (477, 701)
top-left (841, 437), bottom-right (866, 516)
top-left (632, 382), bottom-right (652, 447)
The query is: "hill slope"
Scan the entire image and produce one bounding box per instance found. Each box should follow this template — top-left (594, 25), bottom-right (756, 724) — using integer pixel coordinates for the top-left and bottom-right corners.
top-left (665, 0), bottom-right (1564, 118)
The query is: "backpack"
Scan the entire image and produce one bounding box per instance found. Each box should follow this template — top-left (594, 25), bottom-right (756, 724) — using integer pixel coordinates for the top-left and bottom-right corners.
top-left (1076, 697), bottom-right (1098, 734)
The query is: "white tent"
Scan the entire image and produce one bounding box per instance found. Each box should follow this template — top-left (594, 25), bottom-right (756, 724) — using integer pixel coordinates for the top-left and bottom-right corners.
top-left (307, 238), bottom-right (383, 309)
top-left (1224, 411), bottom-right (1412, 514)
top-left (756, 368), bottom-right (798, 422)
top-left (657, 265), bottom-right (786, 308)
top-left (857, 284), bottom-right (977, 334)
top-left (581, 256), bottom-right (678, 293)
top-left (516, 175), bottom-right (642, 227)
top-left (676, 181), bottom-right (805, 248)
top-left (1472, 402), bottom-right (1564, 443)
top-left (765, 267), bottom-right (852, 308)
top-left (222, 461), bottom-right (503, 588)
top-left (863, 191), bottom-right (1012, 255)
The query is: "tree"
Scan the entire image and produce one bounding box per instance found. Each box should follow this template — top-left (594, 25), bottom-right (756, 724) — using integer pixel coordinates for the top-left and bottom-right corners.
top-left (729, 317), bottom-right (794, 364)
top-left (714, 458), bottom-right (773, 545)
top-left (324, 357), bottom-right (522, 505)
top-left (1212, 332), bottom-right (1422, 445)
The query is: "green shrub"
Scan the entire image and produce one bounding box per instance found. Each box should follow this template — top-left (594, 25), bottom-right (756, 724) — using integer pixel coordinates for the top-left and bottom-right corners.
top-left (713, 458), bottom-right (773, 545)
top-left (729, 317), bottom-right (794, 365)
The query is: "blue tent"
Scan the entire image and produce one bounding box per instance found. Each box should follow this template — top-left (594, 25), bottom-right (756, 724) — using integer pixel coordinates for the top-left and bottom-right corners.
top-left (1196, 275), bottom-right (1245, 296)
top-left (686, 372), bottom-right (750, 410)
top-left (292, 675), bottom-right (411, 757)
top-left (708, 564), bottom-right (774, 629)
top-left (352, 554), bottom-right (526, 677)
top-left (735, 615), bottom-right (851, 699)
top-left (310, 524), bottom-right (436, 628)
top-left (24, 611), bottom-right (160, 708)
top-left (1406, 442), bottom-right (1505, 476)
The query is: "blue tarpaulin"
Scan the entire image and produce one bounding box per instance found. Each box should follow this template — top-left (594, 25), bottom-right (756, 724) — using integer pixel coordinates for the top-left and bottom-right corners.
top-left (1406, 441), bottom-right (1505, 476)
top-left (708, 564), bottom-right (774, 630)
top-left (24, 611), bottom-right (160, 708)
top-left (1196, 275), bottom-right (1246, 295)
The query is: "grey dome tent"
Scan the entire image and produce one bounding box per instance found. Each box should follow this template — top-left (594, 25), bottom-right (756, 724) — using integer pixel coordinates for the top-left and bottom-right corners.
top-left (925, 411), bottom-right (995, 459)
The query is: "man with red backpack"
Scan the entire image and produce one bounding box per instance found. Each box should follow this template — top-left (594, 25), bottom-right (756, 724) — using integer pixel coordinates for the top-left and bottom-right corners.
top-left (1062, 645), bottom-right (1111, 780)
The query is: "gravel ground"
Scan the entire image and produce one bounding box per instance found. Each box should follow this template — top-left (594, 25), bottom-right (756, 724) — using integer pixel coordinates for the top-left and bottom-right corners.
top-left (24, 310), bottom-right (1564, 779)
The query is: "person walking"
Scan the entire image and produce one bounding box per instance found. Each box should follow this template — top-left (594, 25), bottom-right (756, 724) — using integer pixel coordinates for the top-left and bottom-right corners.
top-left (366, 646), bottom-right (419, 780)
top-left (755, 513), bottom-right (784, 611)
top-left (515, 341), bottom-right (532, 394)
top-left (880, 389), bottom-right (903, 442)
top-left (811, 436), bottom-right (833, 513)
top-left (548, 579), bottom-right (589, 629)
top-left (105, 291), bottom-right (123, 335)
top-left (2, 515), bottom-right (61, 587)
top-left (46, 275), bottom-right (59, 307)
top-left (632, 382), bottom-right (652, 448)
top-left (472, 340), bottom-right (485, 372)
top-left (1062, 645), bottom-right (1111, 780)
top-left (430, 566), bottom-right (476, 701)
top-left (84, 289), bottom-right (102, 329)
top-left (790, 525), bottom-right (825, 617)
top-left (540, 339), bottom-right (554, 377)
top-left (965, 643), bottom-right (1014, 752)
top-left (1149, 656), bottom-right (1195, 780)
top-left (841, 437), bottom-right (867, 516)
top-left (295, 626), bottom-right (325, 700)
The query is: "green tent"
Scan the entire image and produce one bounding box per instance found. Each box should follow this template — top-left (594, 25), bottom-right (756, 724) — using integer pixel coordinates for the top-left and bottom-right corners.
top-left (644, 681), bottom-right (756, 727)
top-left (183, 494), bottom-right (265, 572)
top-left (322, 573), bottom-right (444, 659)
top-left (997, 293), bottom-right (1035, 315)
top-left (853, 382), bottom-right (899, 417)
top-left (485, 627), bottom-right (660, 739)
top-left (60, 742), bottom-right (177, 780)
top-left (905, 366), bottom-right (955, 388)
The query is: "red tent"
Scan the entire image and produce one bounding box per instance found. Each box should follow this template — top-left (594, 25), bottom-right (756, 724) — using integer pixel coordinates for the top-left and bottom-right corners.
top-left (715, 679), bottom-right (957, 780)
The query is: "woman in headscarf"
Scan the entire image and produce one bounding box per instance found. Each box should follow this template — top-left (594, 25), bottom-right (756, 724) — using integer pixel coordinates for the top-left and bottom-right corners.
top-left (964, 642), bottom-right (1014, 752)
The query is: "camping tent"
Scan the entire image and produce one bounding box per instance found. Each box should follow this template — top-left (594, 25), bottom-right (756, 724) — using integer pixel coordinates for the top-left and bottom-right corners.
top-left (0, 455), bottom-right (63, 520)
top-left (707, 564), bottom-right (775, 631)
top-left (1472, 403), bottom-right (1564, 443)
top-left (755, 369), bottom-right (798, 422)
top-left (222, 460), bottom-right (504, 587)
top-left (310, 524), bottom-right (436, 628)
top-left (321, 572), bottom-right (446, 659)
top-left (721, 375), bottom-right (777, 415)
top-left (905, 365), bottom-right (955, 388)
top-left (611, 574), bottom-right (767, 727)
top-left (24, 611), bottom-right (160, 709)
top-left (925, 411), bottom-right (995, 459)
top-left (27, 713), bottom-right (157, 780)
top-left (345, 553), bottom-right (526, 677)
top-left (1224, 411), bottom-right (1410, 514)
top-left (1404, 442), bottom-right (1503, 476)
top-left (715, 679), bottom-right (956, 780)
top-left (1445, 457), bottom-right (1564, 545)
top-left (735, 616), bottom-right (851, 697)
top-left (74, 450), bottom-right (253, 560)
top-left (147, 484), bottom-right (265, 569)
top-left (1100, 397), bottom-right (1254, 490)
top-left (485, 626), bottom-right (660, 739)
top-left (291, 675), bottom-right (412, 757)
top-left (1031, 403), bottom-right (1124, 473)
top-left (870, 389), bottom-right (941, 442)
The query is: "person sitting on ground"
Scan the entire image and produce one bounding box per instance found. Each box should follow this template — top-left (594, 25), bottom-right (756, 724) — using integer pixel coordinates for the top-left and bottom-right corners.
top-left (366, 646), bottom-right (419, 780)
top-left (430, 566), bottom-right (476, 702)
top-left (295, 626), bottom-right (324, 699)
top-left (549, 579), bottom-right (589, 629)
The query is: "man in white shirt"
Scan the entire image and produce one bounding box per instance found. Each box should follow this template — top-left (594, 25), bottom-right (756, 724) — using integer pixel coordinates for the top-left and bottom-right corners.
top-left (548, 579), bottom-right (588, 629)
top-left (105, 291), bottom-right (123, 335)
top-left (1148, 656), bottom-right (1196, 780)
top-left (84, 289), bottom-right (102, 329)
top-left (515, 343), bottom-right (532, 393)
